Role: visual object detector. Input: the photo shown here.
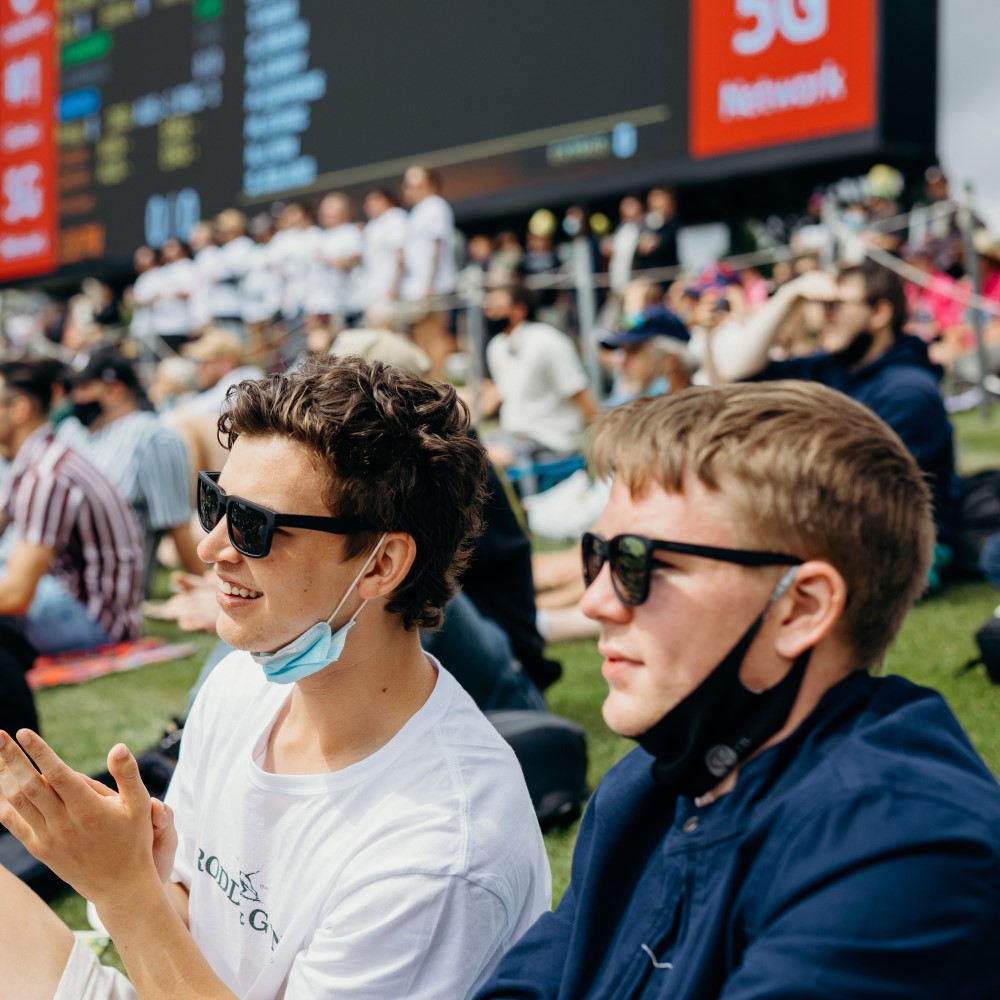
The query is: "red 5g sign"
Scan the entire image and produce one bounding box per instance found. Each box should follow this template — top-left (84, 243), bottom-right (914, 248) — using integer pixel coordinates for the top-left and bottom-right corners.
top-left (732, 0), bottom-right (828, 55)
top-left (690, 0), bottom-right (876, 159)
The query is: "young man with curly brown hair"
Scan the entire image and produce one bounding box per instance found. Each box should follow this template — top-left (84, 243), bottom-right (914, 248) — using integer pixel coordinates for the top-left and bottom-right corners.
top-left (0, 355), bottom-right (550, 1000)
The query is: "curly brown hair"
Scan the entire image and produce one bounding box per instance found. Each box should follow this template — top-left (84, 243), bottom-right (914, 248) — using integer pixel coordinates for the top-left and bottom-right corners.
top-left (217, 354), bottom-right (488, 631)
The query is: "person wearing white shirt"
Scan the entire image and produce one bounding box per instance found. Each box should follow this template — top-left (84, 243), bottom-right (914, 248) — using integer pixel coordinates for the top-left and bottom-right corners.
top-left (205, 210), bottom-right (255, 331)
top-left (0, 355), bottom-right (550, 1000)
top-left (127, 244), bottom-right (160, 349)
top-left (356, 187), bottom-right (407, 313)
top-left (306, 193), bottom-right (363, 323)
top-left (604, 196), bottom-right (645, 296)
top-left (240, 231), bottom-right (283, 332)
top-left (483, 284), bottom-right (598, 471)
top-left (188, 220), bottom-right (220, 332)
top-left (146, 238), bottom-right (197, 350)
top-left (269, 201), bottom-right (323, 322)
top-left (402, 166), bottom-right (458, 380)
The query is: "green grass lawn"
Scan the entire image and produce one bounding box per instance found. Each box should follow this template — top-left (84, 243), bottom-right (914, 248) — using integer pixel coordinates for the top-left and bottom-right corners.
top-left (30, 407), bottom-right (1000, 941)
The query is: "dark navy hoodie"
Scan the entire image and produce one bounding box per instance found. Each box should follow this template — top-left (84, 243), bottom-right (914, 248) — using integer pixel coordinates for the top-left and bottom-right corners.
top-left (753, 335), bottom-right (959, 544)
top-left (476, 672), bottom-right (1000, 999)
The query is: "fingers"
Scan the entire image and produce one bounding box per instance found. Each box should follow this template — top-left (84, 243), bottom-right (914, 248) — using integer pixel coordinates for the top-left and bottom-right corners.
top-left (171, 571), bottom-right (207, 592)
top-left (13, 729), bottom-right (89, 808)
top-left (150, 797), bottom-right (178, 883)
top-left (151, 797), bottom-right (171, 827)
top-left (107, 744), bottom-right (150, 811)
top-left (0, 730), bottom-right (58, 834)
top-left (82, 774), bottom-right (117, 798)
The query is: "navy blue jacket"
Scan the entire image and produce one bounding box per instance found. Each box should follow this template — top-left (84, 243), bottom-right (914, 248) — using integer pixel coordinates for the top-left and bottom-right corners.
top-left (477, 673), bottom-right (1000, 999)
top-left (753, 336), bottom-right (959, 543)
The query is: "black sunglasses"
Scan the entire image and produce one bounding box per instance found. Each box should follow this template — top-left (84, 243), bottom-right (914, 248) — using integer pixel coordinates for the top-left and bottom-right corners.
top-left (581, 532), bottom-right (801, 607)
top-left (197, 471), bottom-right (373, 558)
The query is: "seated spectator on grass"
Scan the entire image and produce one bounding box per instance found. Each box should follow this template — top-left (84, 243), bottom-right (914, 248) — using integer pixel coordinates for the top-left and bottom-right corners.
top-left (147, 355), bottom-right (198, 412)
top-left (0, 359), bottom-right (143, 655)
top-left (177, 328), bottom-right (266, 418)
top-left (169, 334), bottom-right (554, 712)
top-left (715, 259), bottom-right (960, 589)
top-left (59, 349), bottom-right (204, 590)
top-left (166, 329), bottom-right (267, 495)
top-left (600, 306), bottom-right (693, 407)
top-left (0, 355), bottom-right (550, 1000)
top-left (478, 382), bottom-right (1000, 1000)
top-left (483, 284), bottom-right (598, 482)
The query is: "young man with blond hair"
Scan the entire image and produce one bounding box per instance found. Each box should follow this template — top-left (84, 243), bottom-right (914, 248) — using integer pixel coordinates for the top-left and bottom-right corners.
top-left (0, 355), bottom-right (549, 1000)
top-left (478, 381), bottom-right (1000, 1000)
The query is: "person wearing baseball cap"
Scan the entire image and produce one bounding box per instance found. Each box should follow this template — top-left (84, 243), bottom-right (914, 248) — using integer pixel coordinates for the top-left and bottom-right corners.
top-left (59, 348), bottom-right (204, 588)
top-left (600, 306), bottom-right (694, 407)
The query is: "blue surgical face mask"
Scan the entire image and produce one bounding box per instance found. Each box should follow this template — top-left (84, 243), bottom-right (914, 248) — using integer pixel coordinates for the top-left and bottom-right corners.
top-left (251, 533), bottom-right (388, 684)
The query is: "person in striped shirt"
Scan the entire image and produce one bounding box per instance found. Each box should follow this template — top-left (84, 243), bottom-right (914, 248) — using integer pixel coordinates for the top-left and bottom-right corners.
top-left (0, 359), bottom-right (144, 654)
top-left (59, 349), bottom-right (204, 592)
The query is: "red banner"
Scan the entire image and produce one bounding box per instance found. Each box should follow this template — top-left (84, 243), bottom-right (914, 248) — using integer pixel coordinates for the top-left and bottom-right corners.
top-left (0, 0), bottom-right (57, 282)
top-left (690, 0), bottom-right (878, 159)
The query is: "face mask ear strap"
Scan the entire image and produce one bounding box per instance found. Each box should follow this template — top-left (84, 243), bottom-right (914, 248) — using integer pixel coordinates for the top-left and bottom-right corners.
top-left (762, 565), bottom-right (800, 621)
top-left (325, 532), bottom-right (390, 626)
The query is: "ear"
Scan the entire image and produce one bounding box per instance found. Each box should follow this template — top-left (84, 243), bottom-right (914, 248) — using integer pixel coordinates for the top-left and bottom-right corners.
top-left (10, 394), bottom-right (34, 425)
top-left (871, 297), bottom-right (895, 333)
top-left (772, 559), bottom-right (848, 660)
top-left (357, 532), bottom-right (417, 602)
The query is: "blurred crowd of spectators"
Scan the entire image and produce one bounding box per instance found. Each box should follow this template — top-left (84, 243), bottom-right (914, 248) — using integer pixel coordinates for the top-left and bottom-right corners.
top-left (5, 161), bottom-right (996, 386)
top-left (1, 156), bottom-right (999, 724)
top-left (1, 160), bottom-right (998, 495)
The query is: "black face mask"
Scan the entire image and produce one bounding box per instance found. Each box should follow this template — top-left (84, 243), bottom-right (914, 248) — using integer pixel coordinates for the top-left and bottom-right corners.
top-left (484, 316), bottom-right (511, 339)
top-left (72, 400), bottom-right (104, 427)
top-left (831, 330), bottom-right (874, 368)
top-left (635, 569), bottom-right (811, 799)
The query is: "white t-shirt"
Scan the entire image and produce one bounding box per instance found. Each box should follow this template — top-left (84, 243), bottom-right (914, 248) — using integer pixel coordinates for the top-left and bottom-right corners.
top-left (268, 226), bottom-right (323, 318)
top-left (306, 223), bottom-right (363, 316)
top-left (206, 237), bottom-right (256, 321)
top-left (166, 653), bottom-right (551, 1000)
top-left (486, 321), bottom-right (590, 454)
top-left (190, 246), bottom-right (220, 331)
top-left (357, 206), bottom-right (407, 309)
top-left (402, 195), bottom-right (456, 301)
top-left (150, 257), bottom-right (197, 336)
top-left (241, 244), bottom-right (283, 326)
top-left (129, 268), bottom-right (160, 341)
top-left (608, 222), bottom-right (641, 294)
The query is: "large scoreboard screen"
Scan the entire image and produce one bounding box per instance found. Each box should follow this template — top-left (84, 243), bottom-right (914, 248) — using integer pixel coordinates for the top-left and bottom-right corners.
top-left (0, 0), bottom-right (934, 284)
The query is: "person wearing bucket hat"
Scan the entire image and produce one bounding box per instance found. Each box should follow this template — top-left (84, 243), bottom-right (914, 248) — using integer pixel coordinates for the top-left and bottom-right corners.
top-left (600, 306), bottom-right (694, 407)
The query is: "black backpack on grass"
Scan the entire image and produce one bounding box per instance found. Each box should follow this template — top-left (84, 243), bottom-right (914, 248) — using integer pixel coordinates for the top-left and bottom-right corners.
top-left (957, 613), bottom-right (1000, 685)
top-left (487, 710), bottom-right (589, 831)
top-left (952, 470), bottom-right (1000, 579)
